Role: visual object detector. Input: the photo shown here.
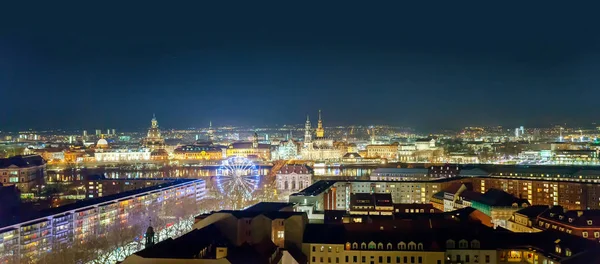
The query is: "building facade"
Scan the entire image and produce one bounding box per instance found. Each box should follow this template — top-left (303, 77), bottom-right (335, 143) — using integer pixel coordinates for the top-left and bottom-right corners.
top-left (276, 164), bottom-right (313, 193)
top-left (94, 149), bottom-right (151, 162)
top-left (301, 112), bottom-right (343, 161)
top-left (0, 179), bottom-right (206, 264)
top-left (0, 155), bottom-right (46, 192)
top-left (142, 114), bottom-right (165, 150)
top-left (173, 143), bottom-right (224, 160)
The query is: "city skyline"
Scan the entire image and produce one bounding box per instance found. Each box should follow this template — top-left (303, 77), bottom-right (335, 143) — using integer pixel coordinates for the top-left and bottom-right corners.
top-left (2, 3), bottom-right (600, 130)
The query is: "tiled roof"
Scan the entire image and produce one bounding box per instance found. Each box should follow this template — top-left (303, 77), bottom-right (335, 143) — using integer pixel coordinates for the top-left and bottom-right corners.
top-left (515, 205), bottom-right (549, 218)
top-left (277, 164), bottom-right (312, 174)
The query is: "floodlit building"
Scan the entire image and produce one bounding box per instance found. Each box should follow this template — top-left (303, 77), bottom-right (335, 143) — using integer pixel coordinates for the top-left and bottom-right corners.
top-left (301, 112), bottom-right (343, 161)
top-left (173, 143), bottom-right (224, 160)
top-left (276, 164), bottom-right (313, 193)
top-left (273, 139), bottom-right (300, 160)
top-left (142, 114), bottom-right (165, 151)
top-left (94, 149), bottom-right (151, 162)
top-left (226, 133), bottom-right (271, 160)
top-left (366, 142), bottom-right (399, 159)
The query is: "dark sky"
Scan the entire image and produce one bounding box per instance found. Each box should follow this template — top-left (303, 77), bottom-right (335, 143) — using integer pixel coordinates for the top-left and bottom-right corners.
top-left (1, 2), bottom-right (599, 131)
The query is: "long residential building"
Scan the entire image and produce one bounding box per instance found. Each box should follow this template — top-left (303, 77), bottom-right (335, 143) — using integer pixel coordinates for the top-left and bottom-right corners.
top-left (0, 179), bottom-right (206, 264)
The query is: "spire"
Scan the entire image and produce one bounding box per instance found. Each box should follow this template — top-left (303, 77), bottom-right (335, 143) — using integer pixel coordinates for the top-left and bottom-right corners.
top-left (306, 114), bottom-right (310, 122)
top-left (316, 110), bottom-right (324, 138)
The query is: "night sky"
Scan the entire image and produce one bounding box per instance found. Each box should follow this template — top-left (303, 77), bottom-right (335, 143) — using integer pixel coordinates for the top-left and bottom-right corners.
top-left (1, 2), bottom-right (599, 131)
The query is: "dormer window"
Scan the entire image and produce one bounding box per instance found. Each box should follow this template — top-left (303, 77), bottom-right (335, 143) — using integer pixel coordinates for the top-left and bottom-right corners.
top-left (555, 245), bottom-right (561, 254)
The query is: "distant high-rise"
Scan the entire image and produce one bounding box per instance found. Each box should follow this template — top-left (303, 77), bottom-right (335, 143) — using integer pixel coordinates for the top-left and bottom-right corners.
top-left (83, 130), bottom-right (88, 138)
top-left (95, 129), bottom-right (101, 136)
top-left (515, 128), bottom-right (520, 138)
top-left (111, 129), bottom-right (116, 135)
top-left (520, 126), bottom-right (525, 136)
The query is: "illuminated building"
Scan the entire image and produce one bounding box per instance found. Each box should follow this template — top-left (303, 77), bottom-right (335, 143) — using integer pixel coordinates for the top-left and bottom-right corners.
top-left (0, 179), bottom-right (206, 264)
top-left (96, 137), bottom-right (109, 149)
top-left (370, 168), bottom-right (430, 181)
top-left (506, 205), bottom-right (548, 233)
top-left (142, 114), bottom-right (165, 151)
top-left (273, 139), bottom-right (299, 160)
top-left (32, 147), bottom-right (66, 162)
top-left (315, 109), bottom-right (324, 138)
top-left (276, 164), bottom-right (313, 193)
top-left (432, 184), bottom-right (530, 228)
top-left (398, 138), bottom-right (444, 162)
top-left (63, 149), bottom-right (86, 163)
top-left (0, 155), bottom-right (46, 192)
top-left (366, 142), bottom-right (399, 159)
top-left (94, 149), bottom-right (151, 162)
top-left (225, 133), bottom-right (271, 160)
top-left (173, 143), bottom-right (224, 160)
top-left (79, 177), bottom-right (173, 198)
top-left (301, 111), bottom-right (343, 161)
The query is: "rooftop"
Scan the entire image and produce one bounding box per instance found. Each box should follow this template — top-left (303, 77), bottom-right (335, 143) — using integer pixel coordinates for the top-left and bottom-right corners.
top-left (515, 205), bottom-right (550, 218)
top-left (372, 168), bottom-right (429, 175)
top-left (0, 155), bottom-right (45, 169)
top-left (245, 202), bottom-right (295, 212)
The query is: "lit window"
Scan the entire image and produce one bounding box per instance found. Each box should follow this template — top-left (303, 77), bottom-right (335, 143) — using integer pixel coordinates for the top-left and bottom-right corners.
top-left (277, 230), bottom-right (284, 239)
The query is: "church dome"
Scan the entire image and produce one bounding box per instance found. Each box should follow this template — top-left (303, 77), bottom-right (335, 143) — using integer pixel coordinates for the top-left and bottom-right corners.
top-left (96, 138), bottom-right (109, 148)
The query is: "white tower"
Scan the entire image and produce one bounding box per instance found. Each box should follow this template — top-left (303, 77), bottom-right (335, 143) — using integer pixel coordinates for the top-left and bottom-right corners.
top-left (304, 115), bottom-right (312, 147)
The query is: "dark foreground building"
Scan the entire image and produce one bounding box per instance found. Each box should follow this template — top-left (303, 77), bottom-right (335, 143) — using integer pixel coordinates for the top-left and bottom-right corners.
top-left (123, 202), bottom-right (600, 264)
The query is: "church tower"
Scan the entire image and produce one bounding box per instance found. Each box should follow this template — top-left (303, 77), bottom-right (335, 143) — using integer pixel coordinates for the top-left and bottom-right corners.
top-left (316, 110), bottom-right (324, 138)
top-left (304, 115), bottom-right (312, 146)
top-left (252, 132), bottom-right (259, 148)
top-left (151, 114), bottom-right (158, 129)
top-left (145, 224), bottom-right (155, 248)
top-left (208, 121), bottom-right (214, 142)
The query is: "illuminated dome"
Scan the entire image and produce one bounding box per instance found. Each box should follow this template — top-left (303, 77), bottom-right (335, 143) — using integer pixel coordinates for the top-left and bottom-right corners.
top-left (96, 138), bottom-right (109, 148)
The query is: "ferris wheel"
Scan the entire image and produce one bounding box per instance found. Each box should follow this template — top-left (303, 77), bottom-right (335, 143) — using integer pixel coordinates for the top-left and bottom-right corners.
top-left (216, 156), bottom-right (260, 200)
